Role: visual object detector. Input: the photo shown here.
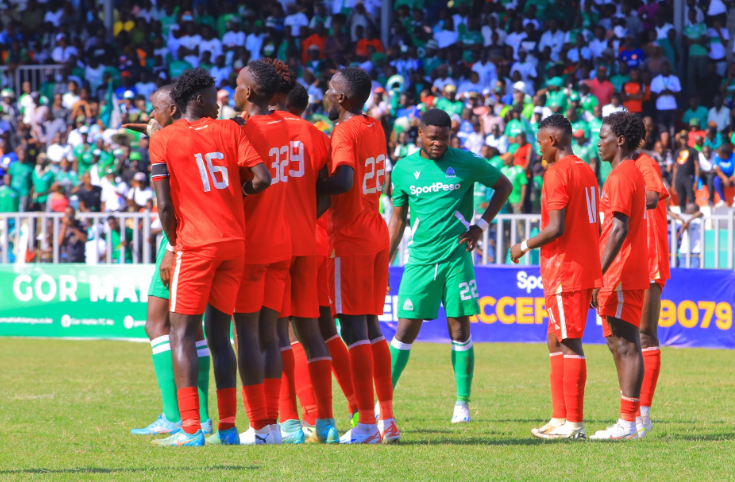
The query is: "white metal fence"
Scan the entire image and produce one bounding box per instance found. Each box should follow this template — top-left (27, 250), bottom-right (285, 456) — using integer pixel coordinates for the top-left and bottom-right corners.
top-left (0, 64), bottom-right (66, 98)
top-left (1, 210), bottom-right (733, 269)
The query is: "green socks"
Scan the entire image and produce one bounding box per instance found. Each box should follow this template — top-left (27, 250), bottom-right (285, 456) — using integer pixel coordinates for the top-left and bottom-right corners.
top-left (150, 335), bottom-right (180, 423)
top-left (389, 337), bottom-right (412, 389)
top-left (196, 340), bottom-right (211, 422)
top-left (451, 337), bottom-right (474, 403)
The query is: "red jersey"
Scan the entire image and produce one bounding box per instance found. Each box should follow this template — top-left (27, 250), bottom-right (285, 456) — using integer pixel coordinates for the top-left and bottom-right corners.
top-left (599, 159), bottom-right (649, 291)
top-left (329, 115), bottom-right (389, 256)
top-left (280, 111), bottom-right (331, 256)
top-left (241, 112), bottom-right (292, 264)
top-left (315, 213), bottom-right (329, 257)
top-left (540, 155), bottom-right (603, 293)
top-left (635, 153), bottom-right (671, 283)
top-left (149, 117), bottom-right (262, 253)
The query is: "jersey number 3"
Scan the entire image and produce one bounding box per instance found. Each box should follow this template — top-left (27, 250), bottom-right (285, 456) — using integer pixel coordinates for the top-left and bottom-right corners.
top-left (195, 152), bottom-right (228, 192)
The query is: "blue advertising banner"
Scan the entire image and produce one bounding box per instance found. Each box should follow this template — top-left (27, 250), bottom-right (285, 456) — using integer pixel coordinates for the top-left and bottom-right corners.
top-left (379, 266), bottom-right (735, 350)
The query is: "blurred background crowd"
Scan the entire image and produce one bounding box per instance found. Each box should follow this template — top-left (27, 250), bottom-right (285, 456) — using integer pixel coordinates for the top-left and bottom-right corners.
top-left (0, 0), bottom-right (729, 265)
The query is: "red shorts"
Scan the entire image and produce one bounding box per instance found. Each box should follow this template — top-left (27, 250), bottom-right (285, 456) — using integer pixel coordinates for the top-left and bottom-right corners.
top-left (235, 259), bottom-right (291, 314)
top-left (597, 289), bottom-right (645, 337)
top-left (317, 256), bottom-right (333, 308)
top-left (283, 256), bottom-right (320, 319)
top-left (332, 249), bottom-right (389, 316)
top-left (651, 278), bottom-right (666, 291)
top-left (545, 289), bottom-right (593, 342)
top-left (170, 250), bottom-right (244, 316)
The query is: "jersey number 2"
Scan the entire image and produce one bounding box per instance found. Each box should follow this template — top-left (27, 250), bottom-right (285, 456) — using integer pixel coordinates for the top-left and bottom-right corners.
top-left (194, 152), bottom-right (228, 192)
top-left (363, 154), bottom-right (386, 194)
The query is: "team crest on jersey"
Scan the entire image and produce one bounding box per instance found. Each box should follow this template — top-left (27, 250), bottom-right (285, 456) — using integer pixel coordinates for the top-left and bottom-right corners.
top-left (414, 171), bottom-right (421, 179)
top-left (445, 167), bottom-right (456, 178)
top-left (403, 299), bottom-right (414, 311)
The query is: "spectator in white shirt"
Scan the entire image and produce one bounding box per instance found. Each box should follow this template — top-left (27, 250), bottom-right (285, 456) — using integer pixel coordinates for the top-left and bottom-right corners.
top-left (134, 72), bottom-right (157, 100)
top-left (431, 66), bottom-right (457, 93)
top-left (465, 120), bottom-right (486, 156)
top-left (434, 17), bottom-right (458, 49)
top-left (505, 19), bottom-right (527, 60)
top-left (602, 93), bottom-right (625, 117)
top-left (650, 62), bottom-right (682, 138)
top-left (538, 19), bottom-right (565, 61)
top-left (127, 172), bottom-right (154, 211)
top-left (199, 26), bottom-right (223, 62)
top-left (481, 16), bottom-right (506, 47)
top-left (485, 124), bottom-right (509, 154)
top-left (178, 23), bottom-right (201, 59)
top-left (472, 50), bottom-right (497, 89)
top-left (51, 35), bottom-right (78, 64)
top-left (707, 95), bottom-right (730, 132)
top-left (246, 22), bottom-right (266, 61)
top-left (210, 56), bottom-right (232, 88)
top-left (458, 72), bottom-right (484, 97)
top-left (284, 4), bottom-right (309, 37)
top-left (222, 21), bottom-right (246, 51)
top-left (589, 26), bottom-right (609, 61)
top-left (61, 81), bottom-right (80, 111)
top-left (510, 49), bottom-right (538, 83)
top-left (217, 90), bottom-right (236, 120)
top-left (44, 7), bottom-right (64, 28)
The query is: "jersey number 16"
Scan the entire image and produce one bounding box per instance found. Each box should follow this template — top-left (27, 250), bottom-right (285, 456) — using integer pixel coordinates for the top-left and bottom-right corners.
top-left (195, 152), bottom-right (228, 192)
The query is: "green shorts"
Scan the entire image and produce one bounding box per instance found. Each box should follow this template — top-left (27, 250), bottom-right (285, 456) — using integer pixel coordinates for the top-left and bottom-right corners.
top-left (148, 234), bottom-right (170, 300)
top-left (397, 251), bottom-right (479, 320)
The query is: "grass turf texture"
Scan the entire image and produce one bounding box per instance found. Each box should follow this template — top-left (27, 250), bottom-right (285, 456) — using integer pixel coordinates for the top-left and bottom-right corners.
top-left (1, 339), bottom-right (734, 481)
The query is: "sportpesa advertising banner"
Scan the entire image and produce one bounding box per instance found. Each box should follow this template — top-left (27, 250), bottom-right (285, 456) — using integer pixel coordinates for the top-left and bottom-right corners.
top-left (1, 265), bottom-right (734, 349)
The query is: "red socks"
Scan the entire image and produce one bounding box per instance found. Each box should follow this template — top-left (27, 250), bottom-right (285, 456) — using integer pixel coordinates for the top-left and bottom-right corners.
top-left (326, 334), bottom-right (358, 414)
top-left (620, 394), bottom-right (640, 422)
top-left (349, 340), bottom-right (375, 424)
top-left (563, 355), bottom-right (586, 423)
top-left (640, 347), bottom-right (661, 408)
top-left (242, 384), bottom-right (268, 430)
top-left (177, 387), bottom-right (200, 434)
top-left (279, 346), bottom-right (300, 422)
top-left (264, 378), bottom-right (281, 425)
top-left (293, 341), bottom-right (317, 425)
top-left (216, 387), bottom-right (237, 431)
top-left (371, 336), bottom-right (394, 420)
top-left (549, 352), bottom-right (566, 420)
top-left (308, 358), bottom-right (334, 419)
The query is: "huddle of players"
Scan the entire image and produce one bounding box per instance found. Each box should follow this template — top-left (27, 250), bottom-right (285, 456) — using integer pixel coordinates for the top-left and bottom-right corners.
top-left (138, 60), bottom-right (401, 447)
top-left (511, 111), bottom-right (668, 440)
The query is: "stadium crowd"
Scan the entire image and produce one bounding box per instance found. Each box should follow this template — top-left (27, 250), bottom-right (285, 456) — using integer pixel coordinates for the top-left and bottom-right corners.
top-left (0, 0), bottom-right (731, 264)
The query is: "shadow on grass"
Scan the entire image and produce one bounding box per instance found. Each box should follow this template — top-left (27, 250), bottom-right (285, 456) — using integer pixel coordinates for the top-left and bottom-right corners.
top-left (0, 465), bottom-right (258, 475)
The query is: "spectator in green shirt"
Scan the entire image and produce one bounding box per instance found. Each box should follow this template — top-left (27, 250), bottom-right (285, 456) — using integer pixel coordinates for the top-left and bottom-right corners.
top-left (107, 216), bottom-right (134, 264)
top-left (682, 95), bottom-right (710, 130)
top-left (500, 153), bottom-right (527, 213)
top-left (8, 148), bottom-right (32, 210)
top-left (0, 173), bottom-right (20, 212)
top-left (434, 84), bottom-right (464, 117)
top-left (573, 131), bottom-right (598, 175)
top-left (567, 107), bottom-right (589, 139)
top-left (683, 8), bottom-right (709, 95)
top-left (31, 154), bottom-right (56, 211)
top-left (610, 61), bottom-right (630, 93)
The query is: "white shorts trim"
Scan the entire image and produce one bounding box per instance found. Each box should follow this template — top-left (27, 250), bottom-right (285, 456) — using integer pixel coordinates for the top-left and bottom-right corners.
top-left (556, 293), bottom-right (567, 339)
top-left (169, 251), bottom-right (183, 313)
top-left (334, 257), bottom-right (343, 314)
top-left (615, 290), bottom-right (624, 319)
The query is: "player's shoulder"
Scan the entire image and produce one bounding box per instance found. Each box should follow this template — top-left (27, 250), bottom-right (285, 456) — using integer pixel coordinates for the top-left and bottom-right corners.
top-left (393, 150), bottom-right (423, 173)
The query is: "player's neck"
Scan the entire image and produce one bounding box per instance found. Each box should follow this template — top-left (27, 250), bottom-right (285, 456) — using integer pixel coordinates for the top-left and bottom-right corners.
top-left (245, 103), bottom-right (271, 117)
top-left (339, 108), bottom-right (362, 123)
top-left (552, 146), bottom-right (574, 163)
top-left (611, 152), bottom-right (634, 169)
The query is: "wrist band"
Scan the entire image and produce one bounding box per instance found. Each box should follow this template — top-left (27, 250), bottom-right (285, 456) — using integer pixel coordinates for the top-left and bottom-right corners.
top-left (521, 239), bottom-right (529, 253)
top-left (165, 244), bottom-right (174, 253)
top-left (242, 183), bottom-right (250, 196)
top-left (475, 218), bottom-right (489, 232)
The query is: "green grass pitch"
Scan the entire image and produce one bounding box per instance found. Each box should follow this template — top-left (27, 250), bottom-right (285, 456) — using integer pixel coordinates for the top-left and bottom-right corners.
top-left (1, 339), bottom-right (734, 481)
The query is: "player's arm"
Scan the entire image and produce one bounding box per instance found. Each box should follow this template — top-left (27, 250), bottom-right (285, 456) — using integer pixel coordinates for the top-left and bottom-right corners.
top-left (645, 190), bottom-right (659, 210)
top-left (243, 164), bottom-right (271, 195)
top-left (317, 165), bottom-right (354, 194)
top-left (388, 204), bottom-right (408, 263)
top-left (149, 136), bottom-right (176, 288)
top-left (460, 173), bottom-right (512, 252)
top-left (591, 212), bottom-right (629, 308)
top-left (511, 208), bottom-right (565, 263)
top-left (316, 165), bottom-right (331, 218)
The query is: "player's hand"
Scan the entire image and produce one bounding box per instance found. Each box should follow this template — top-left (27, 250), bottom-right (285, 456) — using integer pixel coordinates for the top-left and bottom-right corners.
top-left (122, 123), bottom-right (148, 134)
top-left (510, 243), bottom-right (525, 264)
top-left (591, 288), bottom-right (600, 309)
top-left (459, 225), bottom-right (483, 252)
top-left (160, 250), bottom-right (174, 289)
top-left (230, 116), bottom-right (247, 127)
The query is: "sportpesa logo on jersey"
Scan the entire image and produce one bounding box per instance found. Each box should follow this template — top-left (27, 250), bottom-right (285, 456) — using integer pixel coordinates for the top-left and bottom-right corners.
top-left (410, 182), bottom-right (462, 196)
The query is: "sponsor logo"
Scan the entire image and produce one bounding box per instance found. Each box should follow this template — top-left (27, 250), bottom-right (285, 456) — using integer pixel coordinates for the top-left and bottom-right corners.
top-left (58, 315), bottom-right (115, 328)
top-left (445, 167), bottom-right (456, 178)
top-left (516, 271), bottom-right (544, 293)
top-left (409, 182), bottom-right (461, 196)
top-left (61, 314), bottom-right (72, 328)
top-left (124, 315), bottom-right (146, 329)
top-left (414, 171), bottom-right (421, 179)
top-left (403, 299), bottom-right (414, 311)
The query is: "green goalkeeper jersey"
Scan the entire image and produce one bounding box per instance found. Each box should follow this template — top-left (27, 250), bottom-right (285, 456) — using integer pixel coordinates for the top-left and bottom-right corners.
top-left (392, 147), bottom-right (502, 265)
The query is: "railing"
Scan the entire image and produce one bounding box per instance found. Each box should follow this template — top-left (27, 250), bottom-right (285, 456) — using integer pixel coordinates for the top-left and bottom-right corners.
top-left (0, 211), bottom-right (153, 265)
top-left (1, 210), bottom-right (734, 269)
top-left (0, 64), bottom-right (66, 98)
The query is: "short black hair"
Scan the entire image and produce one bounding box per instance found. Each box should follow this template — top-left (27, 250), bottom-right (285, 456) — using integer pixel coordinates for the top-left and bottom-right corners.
top-left (286, 83), bottom-right (308, 114)
top-left (538, 114), bottom-right (573, 137)
top-left (420, 109), bottom-right (451, 128)
top-left (171, 68), bottom-right (215, 111)
top-left (603, 111), bottom-right (646, 150)
top-left (337, 67), bottom-right (372, 104)
top-left (260, 57), bottom-right (297, 95)
top-left (248, 60), bottom-right (281, 100)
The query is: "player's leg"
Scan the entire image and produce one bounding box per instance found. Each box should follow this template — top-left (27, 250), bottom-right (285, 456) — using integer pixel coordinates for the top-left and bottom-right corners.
top-left (638, 282), bottom-right (662, 436)
top-left (446, 316), bottom-right (473, 423)
top-left (233, 263), bottom-right (271, 444)
top-left (591, 290), bottom-right (644, 440)
top-left (131, 295), bottom-right (181, 435)
top-left (317, 256), bottom-right (357, 420)
top-left (278, 315), bottom-right (304, 444)
top-left (194, 323), bottom-right (212, 435)
top-left (333, 255), bottom-right (381, 444)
